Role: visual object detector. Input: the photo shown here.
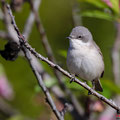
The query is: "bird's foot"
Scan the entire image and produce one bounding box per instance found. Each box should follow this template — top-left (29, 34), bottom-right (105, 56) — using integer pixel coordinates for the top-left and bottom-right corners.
top-left (70, 74), bottom-right (75, 83)
top-left (88, 90), bottom-right (93, 95)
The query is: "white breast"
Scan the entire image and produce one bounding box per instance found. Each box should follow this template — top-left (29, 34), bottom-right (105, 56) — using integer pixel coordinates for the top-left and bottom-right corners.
top-left (67, 39), bottom-right (104, 81)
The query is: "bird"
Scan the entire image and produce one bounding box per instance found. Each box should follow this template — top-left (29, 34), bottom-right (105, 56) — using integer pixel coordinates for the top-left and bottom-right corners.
top-left (66, 26), bottom-right (104, 92)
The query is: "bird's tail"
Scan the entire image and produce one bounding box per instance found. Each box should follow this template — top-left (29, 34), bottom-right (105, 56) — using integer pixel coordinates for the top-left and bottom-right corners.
top-left (92, 79), bottom-right (103, 92)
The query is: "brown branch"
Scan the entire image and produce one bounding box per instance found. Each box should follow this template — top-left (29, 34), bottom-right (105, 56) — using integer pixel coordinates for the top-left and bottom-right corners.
top-left (6, 0), bottom-right (120, 114)
top-left (23, 8), bottom-right (74, 114)
top-left (100, 22), bottom-right (120, 120)
top-left (5, 3), bottom-right (64, 120)
top-left (98, 96), bottom-right (120, 120)
top-left (21, 41), bottom-right (120, 112)
top-left (29, 0), bottom-right (55, 62)
top-left (0, 0), bottom-right (73, 118)
top-left (28, 0), bottom-right (84, 116)
top-left (23, 0), bottom-right (41, 41)
top-left (22, 47), bottom-right (64, 120)
top-left (1, 0), bottom-right (19, 43)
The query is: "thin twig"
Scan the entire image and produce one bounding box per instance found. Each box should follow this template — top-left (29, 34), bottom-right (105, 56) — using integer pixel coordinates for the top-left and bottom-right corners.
top-left (6, 4), bottom-right (64, 120)
top-left (29, 0), bottom-right (84, 116)
top-left (21, 41), bottom-right (120, 112)
top-left (23, 0), bottom-right (41, 41)
top-left (98, 96), bottom-right (120, 120)
top-left (6, 0), bottom-right (120, 116)
top-left (99, 22), bottom-right (120, 120)
top-left (1, 0), bottom-right (19, 43)
top-left (22, 0), bottom-right (73, 113)
top-left (22, 47), bottom-right (64, 120)
top-left (0, 0), bottom-right (71, 118)
top-left (29, 0), bottom-right (55, 62)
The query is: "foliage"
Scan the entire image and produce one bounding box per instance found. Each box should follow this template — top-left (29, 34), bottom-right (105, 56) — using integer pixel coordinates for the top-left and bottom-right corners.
top-left (78, 0), bottom-right (119, 21)
top-left (0, 0), bottom-right (120, 119)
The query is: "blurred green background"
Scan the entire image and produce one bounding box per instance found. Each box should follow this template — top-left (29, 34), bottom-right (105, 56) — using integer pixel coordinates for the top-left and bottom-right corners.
top-left (0, 0), bottom-right (119, 119)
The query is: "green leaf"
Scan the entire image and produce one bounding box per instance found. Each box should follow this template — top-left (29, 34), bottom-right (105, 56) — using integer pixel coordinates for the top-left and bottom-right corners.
top-left (102, 79), bottom-right (120, 94)
top-left (81, 10), bottom-right (114, 21)
top-left (110, 0), bottom-right (119, 14)
top-left (78, 0), bottom-right (109, 9)
top-left (101, 87), bottom-right (112, 98)
top-left (78, 0), bottom-right (119, 17)
top-left (34, 85), bottom-right (41, 93)
top-left (0, 63), bottom-right (5, 76)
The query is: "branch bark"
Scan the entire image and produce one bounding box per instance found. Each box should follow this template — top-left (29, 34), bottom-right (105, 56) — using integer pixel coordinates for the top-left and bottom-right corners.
top-left (23, 0), bottom-right (41, 41)
top-left (22, 40), bottom-right (120, 112)
top-left (0, 1), bottom-right (73, 118)
top-left (22, 47), bottom-right (64, 120)
top-left (28, 0), bottom-right (84, 116)
top-left (5, 3), bottom-right (64, 120)
top-left (6, 1), bottom-right (120, 113)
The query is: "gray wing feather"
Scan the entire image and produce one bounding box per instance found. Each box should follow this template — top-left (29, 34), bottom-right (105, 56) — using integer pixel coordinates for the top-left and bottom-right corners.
top-left (92, 41), bottom-right (104, 77)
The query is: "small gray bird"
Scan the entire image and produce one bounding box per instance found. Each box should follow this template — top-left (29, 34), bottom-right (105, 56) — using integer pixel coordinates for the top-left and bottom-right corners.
top-left (67, 26), bottom-right (104, 92)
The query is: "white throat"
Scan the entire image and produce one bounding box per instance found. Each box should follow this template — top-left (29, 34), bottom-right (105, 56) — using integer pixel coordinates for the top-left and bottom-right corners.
top-left (69, 39), bottom-right (90, 49)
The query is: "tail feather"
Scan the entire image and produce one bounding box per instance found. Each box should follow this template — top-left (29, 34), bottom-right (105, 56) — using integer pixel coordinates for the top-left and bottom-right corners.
top-left (92, 79), bottom-right (103, 92)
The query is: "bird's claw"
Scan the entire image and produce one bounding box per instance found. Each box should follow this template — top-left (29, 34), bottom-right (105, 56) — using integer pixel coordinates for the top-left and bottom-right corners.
top-left (70, 76), bottom-right (75, 83)
top-left (88, 91), bottom-right (92, 95)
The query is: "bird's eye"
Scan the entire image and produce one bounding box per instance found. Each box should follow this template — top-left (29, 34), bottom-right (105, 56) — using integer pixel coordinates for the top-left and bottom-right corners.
top-left (78, 36), bottom-right (82, 39)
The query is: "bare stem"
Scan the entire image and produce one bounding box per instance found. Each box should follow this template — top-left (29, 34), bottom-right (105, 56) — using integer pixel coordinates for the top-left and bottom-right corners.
top-left (5, 0), bottom-right (120, 116)
top-left (6, 3), bottom-right (64, 120)
top-left (23, 0), bottom-right (41, 41)
top-left (22, 41), bottom-right (120, 112)
top-left (22, 47), bottom-right (64, 120)
top-left (29, 0), bottom-right (84, 115)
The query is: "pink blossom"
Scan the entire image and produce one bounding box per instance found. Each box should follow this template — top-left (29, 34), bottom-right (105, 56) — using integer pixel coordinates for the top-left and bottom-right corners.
top-left (0, 75), bottom-right (14, 100)
top-left (99, 116), bottom-right (116, 120)
top-left (102, 0), bottom-right (112, 8)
